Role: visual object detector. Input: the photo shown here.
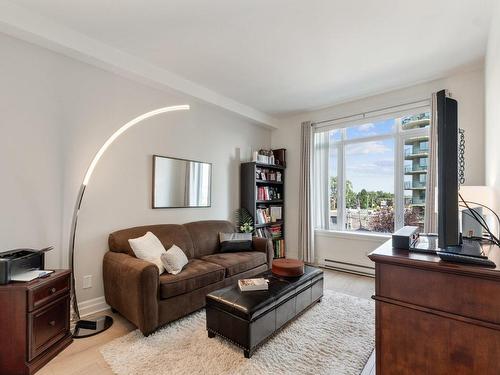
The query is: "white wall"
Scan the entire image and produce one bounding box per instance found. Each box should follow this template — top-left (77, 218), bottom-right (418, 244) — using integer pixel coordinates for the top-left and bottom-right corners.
top-left (272, 67), bottom-right (486, 265)
top-left (0, 33), bottom-right (270, 308)
top-left (485, 3), bottom-right (500, 210)
top-left (0, 33), bottom-right (64, 267)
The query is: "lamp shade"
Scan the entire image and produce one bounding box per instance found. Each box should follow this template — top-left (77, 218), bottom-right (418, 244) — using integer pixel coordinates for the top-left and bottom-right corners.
top-left (459, 186), bottom-right (498, 210)
top-left (459, 185), bottom-right (499, 234)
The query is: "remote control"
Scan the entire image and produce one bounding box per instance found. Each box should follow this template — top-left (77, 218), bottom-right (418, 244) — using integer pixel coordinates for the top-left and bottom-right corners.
top-left (437, 251), bottom-right (497, 268)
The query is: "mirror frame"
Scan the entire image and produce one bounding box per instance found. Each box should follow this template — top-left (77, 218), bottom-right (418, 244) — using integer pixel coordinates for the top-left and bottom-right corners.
top-left (152, 154), bottom-right (212, 209)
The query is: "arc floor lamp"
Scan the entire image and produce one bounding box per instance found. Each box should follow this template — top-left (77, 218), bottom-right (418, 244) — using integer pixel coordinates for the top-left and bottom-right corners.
top-left (70, 104), bottom-right (190, 338)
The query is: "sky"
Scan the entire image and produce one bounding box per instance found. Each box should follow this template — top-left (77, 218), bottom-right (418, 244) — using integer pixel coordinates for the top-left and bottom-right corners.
top-left (329, 118), bottom-right (395, 193)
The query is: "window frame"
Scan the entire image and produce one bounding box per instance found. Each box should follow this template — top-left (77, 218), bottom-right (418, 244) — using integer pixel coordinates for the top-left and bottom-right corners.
top-left (313, 106), bottom-right (430, 234)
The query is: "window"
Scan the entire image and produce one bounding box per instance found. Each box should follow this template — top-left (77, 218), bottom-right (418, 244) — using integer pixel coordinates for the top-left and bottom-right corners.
top-left (314, 110), bottom-right (430, 233)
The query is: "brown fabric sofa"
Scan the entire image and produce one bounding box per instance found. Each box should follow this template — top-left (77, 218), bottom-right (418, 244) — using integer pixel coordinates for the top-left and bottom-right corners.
top-left (103, 220), bottom-right (273, 335)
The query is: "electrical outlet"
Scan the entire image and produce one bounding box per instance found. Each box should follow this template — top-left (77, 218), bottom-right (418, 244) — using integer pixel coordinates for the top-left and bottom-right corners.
top-left (83, 275), bottom-right (92, 289)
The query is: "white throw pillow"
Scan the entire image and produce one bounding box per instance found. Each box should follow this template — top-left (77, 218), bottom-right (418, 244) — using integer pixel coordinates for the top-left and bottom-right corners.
top-left (128, 231), bottom-right (167, 274)
top-left (161, 244), bottom-right (189, 275)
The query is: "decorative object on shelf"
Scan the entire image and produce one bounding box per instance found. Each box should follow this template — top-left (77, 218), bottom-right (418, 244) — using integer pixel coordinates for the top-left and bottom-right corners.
top-left (235, 207), bottom-right (254, 233)
top-left (69, 105), bottom-right (190, 338)
top-left (255, 149), bottom-right (281, 165)
top-left (273, 148), bottom-right (287, 167)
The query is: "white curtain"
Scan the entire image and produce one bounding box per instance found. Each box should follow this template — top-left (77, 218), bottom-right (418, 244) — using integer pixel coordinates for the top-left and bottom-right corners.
top-left (299, 121), bottom-right (315, 263)
top-left (313, 131), bottom-right (330, 229)
top-left (424, 92), bottom-right (438, 233)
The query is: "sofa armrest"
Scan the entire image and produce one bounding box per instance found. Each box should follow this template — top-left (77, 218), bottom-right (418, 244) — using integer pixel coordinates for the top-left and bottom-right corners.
top-left (252, 237), bottom-right (274, 269)
top-left (103, 251), bottom-right (159, 335)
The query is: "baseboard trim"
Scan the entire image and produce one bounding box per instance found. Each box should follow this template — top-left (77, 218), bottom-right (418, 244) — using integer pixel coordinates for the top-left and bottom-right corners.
top-left (78, 296), bottom-right (110, 318)
top-left (321, 262), bottom-right (375, 278)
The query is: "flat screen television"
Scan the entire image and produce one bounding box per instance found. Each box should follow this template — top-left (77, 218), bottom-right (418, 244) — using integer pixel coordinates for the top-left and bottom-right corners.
top-left (437, 89), bottom-right (460, 249)
top-left (412, 90), bottom-right (482, 257)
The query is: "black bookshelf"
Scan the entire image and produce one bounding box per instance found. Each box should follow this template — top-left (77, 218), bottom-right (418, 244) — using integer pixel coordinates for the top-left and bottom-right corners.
top-left (241, 161), bottom-right (286, 258)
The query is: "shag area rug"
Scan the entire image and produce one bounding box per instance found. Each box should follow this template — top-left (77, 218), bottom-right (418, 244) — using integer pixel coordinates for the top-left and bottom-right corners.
top-left (100, 290), bottom-right (374, 375)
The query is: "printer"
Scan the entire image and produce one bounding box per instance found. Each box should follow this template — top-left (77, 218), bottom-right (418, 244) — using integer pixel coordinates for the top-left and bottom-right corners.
top-left (0, 247), bottom-right (53, 284)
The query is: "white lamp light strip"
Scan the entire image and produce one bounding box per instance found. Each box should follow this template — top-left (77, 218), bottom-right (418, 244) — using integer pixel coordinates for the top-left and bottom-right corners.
top-left (82, 105), bottom-right (190, 186)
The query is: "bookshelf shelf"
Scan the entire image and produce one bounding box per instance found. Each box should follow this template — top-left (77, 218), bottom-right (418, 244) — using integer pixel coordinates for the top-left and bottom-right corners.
top-left (255, 220), bottom-right (284, 228)
top-left (255, 163), bottom-right (285, 170)
top-left (241, 158), bottom-right (286, 259)
top-left (256, 180), bottom-right (283, 185)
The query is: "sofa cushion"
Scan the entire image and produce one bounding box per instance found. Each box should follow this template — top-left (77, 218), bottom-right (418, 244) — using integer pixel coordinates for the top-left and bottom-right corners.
top-left (219, 232), bottom-right (253, 253)
top-left (201, 252), bottom-right (267, 277)
top-left (128, 231), bottom-right (167, 273)
top-left (161, 244), bottom-right (189, 275)
top-left (159, 259), bottom-right (225, 299)
top-left (184, 220), bottom-right (235, 257)
top-left (109, 224), bottom-right (195, 258)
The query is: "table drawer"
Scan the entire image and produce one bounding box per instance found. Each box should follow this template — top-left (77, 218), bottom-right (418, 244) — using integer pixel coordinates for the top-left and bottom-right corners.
top-left (28, 273), bottom-right (70, 311)
top-left (28, 295), bottom-right (70, 361)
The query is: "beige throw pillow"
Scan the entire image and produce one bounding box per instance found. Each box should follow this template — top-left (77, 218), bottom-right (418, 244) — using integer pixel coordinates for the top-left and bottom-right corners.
top-left (161, 245), bottom-right (189, 275)
top-left (128, 231), bottom-right (167, 274)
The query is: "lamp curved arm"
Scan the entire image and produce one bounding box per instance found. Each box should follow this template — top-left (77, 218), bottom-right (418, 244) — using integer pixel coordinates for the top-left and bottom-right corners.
top-left (69, 105), bottom-right (190, 320)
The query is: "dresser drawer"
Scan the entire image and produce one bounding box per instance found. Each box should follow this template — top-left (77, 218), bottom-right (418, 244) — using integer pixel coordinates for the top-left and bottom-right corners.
top-left (28, 295), bottom-right (70, 361)
top-left (377, 263), bottom-right (500, 324)
top-left (28, 273), bottom-right (70, 311)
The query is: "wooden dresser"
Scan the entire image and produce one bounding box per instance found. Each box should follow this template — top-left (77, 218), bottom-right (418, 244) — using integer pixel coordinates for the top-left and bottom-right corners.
top-left (369, 241), bottom-right (500, 374)
top-left (0, 270), bottom-right (73, 374)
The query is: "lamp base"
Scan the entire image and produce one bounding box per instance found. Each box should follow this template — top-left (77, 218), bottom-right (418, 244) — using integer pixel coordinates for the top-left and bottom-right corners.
top-left (72, 315), bottom-right (113, 339)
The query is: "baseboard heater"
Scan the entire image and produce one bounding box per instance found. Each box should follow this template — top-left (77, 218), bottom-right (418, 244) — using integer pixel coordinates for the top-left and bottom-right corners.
top-left (323, 258), bottom-right (375, 277)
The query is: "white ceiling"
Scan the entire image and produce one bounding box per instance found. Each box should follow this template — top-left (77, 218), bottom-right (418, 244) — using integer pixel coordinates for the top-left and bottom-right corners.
top-left (4, 0), bottom-right (496, 118)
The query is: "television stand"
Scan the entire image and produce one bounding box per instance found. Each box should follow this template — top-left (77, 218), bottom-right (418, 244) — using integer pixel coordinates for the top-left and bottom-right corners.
top-left (369, 240), bottom-right (500, 374)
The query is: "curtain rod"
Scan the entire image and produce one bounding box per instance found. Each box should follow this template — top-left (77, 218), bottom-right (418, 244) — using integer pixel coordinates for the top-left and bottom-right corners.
top-left (312, 98), bottom-right (430, 127)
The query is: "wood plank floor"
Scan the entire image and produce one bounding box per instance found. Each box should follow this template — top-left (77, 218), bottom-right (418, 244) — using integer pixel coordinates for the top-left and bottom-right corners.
top-left (38, 268), bottom-right (375, 375)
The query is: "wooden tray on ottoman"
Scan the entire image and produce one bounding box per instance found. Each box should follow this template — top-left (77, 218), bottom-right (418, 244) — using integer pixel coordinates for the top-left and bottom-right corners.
top-left (205, 265), bottom-right (323, 358)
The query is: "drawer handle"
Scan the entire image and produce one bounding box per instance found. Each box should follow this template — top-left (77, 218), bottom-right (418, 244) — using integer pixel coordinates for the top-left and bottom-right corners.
top-left (49, 320), bottom-right (56, 327)
top-left (50, 287), bottom-right (56, 294)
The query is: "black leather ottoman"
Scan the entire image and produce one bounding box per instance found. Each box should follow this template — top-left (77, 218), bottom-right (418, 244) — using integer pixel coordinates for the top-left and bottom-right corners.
top-left (206, 265), bottom-right (323, 358)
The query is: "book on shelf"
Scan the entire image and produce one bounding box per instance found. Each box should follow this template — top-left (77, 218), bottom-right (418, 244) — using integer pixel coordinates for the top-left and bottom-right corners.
top-left (257, 186), bottom-right (281, 201)
top-left (269, 224), bottom-right (282, 238)
top-left (256, 207), bottom-right (271, 224)
top-left (255, 222), bottom-right (282, 235)
top-left (238, 278), bottom-right (269, 292)
top-left (273, 239), bottom-right (286, 258)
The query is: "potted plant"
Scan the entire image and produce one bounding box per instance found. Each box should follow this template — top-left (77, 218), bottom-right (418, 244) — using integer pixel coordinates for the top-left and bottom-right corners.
top-left (235, 208), bottom-right (254, 233)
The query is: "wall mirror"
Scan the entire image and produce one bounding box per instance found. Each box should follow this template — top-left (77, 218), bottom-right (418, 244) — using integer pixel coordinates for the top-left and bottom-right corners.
top-left (153, 155), bottom-right (212, 208)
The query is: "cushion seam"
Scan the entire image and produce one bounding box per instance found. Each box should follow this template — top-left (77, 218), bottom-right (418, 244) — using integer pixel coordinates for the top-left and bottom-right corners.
top-left (160, 268), bottom-right (225, 285)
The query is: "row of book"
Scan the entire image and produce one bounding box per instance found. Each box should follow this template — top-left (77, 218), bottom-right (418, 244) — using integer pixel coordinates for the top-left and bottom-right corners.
top-left (256, 168), bottom-right (282, 182)
top-left (257, 186), bottom-right (281, 201)
top-left (255, 224), bottom-right (282, 239)
top-left (273, 239), bottom-right (286, 258)
top-left (255, 206), bottom-right (282, 224)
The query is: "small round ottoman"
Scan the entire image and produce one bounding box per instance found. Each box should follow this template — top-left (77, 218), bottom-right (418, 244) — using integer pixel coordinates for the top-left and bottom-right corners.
top-left (272, 258), bottom-right (305, 277)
